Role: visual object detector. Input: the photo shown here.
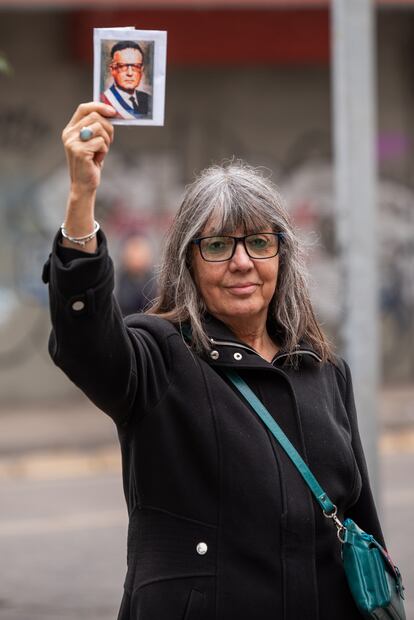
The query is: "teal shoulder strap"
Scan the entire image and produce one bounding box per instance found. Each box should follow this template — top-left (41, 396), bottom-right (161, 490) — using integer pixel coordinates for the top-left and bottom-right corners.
top-left (224, 368), bottom-right (336, 515)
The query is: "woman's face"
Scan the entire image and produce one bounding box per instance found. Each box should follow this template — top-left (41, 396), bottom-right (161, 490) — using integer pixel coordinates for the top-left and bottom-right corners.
top-left (191, 223), bottom-right (280, 328)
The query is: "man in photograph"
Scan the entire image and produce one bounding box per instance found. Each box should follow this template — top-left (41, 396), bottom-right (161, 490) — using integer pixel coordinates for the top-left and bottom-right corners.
top-left (101, 41), bottom-right (152, 120)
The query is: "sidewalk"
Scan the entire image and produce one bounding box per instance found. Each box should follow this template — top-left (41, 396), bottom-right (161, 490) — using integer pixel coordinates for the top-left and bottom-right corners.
top-left (0, 385), bottom-right (413, 479)
top-left (0, 399), bottom-right (120, 479)
top-left (0, 399), bottom-right (117, 458)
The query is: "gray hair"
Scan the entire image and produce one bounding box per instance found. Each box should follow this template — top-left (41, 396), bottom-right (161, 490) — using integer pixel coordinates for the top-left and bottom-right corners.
top-left (147, 160), bottom-right (334, 364)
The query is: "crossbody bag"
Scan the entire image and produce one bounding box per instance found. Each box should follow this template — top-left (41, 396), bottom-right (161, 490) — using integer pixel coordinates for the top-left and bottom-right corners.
top-left (224, 369), bottom-right (406, 620)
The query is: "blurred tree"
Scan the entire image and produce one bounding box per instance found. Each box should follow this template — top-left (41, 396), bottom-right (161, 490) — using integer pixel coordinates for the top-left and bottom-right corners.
top-left (0, 52), bottom-right (12, 75)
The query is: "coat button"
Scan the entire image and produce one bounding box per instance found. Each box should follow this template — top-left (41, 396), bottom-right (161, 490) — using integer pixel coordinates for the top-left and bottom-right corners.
top-left (210, 350), bottom-right (219, 360)
top-left (196, 542), bottom-right (208, 555)
top-left (71, 300), bottom-right (85, 311)
top-left (233, 352), bottom-right (243, 361)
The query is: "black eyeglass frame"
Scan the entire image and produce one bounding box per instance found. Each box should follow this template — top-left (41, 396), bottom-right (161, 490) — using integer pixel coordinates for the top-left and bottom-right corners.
top-left (192, 232), bottom-right (285, 262)
top-left (110, 63), bottom-right (144, 72)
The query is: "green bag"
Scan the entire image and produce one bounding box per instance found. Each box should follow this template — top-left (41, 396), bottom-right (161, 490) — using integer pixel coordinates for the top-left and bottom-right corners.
top-left (225, 369), bottom-right (406, 620)
top-left (342, 518), bottom-right (405, 619)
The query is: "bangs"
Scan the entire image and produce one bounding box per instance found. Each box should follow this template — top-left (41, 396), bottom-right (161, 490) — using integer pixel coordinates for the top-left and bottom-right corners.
top-left (185, 162), bottom-right (287, 242)
top-left (200, 195), bottom-right (277, 237)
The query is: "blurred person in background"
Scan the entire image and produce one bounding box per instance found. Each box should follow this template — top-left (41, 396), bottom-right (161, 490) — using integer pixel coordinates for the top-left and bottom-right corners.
top-left (42, 102), bottom-right (387, 620)
top-left (115, 233), bottom-right (157, 316)
top-left (101, 41), bottom-right (152, 120)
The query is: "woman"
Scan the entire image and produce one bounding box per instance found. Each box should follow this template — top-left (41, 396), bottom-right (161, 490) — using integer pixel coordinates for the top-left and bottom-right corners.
top-left (43, 102), bottom-right (385, 619)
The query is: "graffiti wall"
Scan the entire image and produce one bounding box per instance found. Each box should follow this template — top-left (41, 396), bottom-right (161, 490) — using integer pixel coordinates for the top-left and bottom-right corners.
top-left (1, 9), bottom-right (414, 400)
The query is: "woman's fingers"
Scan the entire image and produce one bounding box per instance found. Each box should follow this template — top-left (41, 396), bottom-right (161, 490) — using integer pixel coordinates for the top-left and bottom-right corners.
top-left (64, 112), bottom-right (114, 146)
top-left (63, 103), bottom-right (115, 150)
top-left (66, 120), bottom-right (113, 150)
top-left (62, 102), bottom-right (116, 192)
top-left (78, 111), bottom-right (115, 141)
top-left (71, 135), bottom-right (109, 157)
top-left (68, 102), bottom-right (116, 128)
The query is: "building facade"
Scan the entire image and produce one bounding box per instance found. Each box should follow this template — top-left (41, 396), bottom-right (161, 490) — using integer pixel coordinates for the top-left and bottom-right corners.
top-left (0, 4), bottom-right (414, 399)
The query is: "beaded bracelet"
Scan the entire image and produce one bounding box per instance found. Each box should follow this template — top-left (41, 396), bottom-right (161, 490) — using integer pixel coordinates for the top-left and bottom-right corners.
top-left (60, 220), bottom-right (100, 247)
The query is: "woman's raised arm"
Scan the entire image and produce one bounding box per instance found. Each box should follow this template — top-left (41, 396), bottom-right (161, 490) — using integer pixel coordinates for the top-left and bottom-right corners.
top-left (43, 102), bottom-right (171, 426)
top-left (61, 102), bottom-right (116, 253)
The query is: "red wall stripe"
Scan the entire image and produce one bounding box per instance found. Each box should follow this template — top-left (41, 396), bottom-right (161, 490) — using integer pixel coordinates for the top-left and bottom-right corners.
top-left (69, 9), bottom-right (330, 66)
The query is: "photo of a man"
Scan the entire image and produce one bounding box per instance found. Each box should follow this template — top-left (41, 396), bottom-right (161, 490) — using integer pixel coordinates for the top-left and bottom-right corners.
top-left (101, 41), bottom-right (153, 120)
top-left (94, 28), bottom-right (166, 126)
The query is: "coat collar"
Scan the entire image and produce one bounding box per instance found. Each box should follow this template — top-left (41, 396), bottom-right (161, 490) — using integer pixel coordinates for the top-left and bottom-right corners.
top-left (199, 314), bottom-right (322, 369)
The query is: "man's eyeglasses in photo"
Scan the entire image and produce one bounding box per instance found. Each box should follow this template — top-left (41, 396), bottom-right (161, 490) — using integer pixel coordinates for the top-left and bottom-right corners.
top-left (111, 63), bottom-right (144, 73)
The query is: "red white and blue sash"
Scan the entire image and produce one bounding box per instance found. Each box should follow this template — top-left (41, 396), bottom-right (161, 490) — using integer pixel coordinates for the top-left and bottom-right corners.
top-left (104, 85), bottom-right (138, 120)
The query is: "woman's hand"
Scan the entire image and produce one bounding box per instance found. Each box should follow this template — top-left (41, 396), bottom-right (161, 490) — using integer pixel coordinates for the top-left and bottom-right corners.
top-left (62, 102), bottom-right (116, 193)
top-left (61, 102), bottom-right (116, 252)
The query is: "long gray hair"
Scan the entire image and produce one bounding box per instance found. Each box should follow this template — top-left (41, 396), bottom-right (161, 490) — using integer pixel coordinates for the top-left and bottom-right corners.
top-left (147, 160), bottom-right (334, 364)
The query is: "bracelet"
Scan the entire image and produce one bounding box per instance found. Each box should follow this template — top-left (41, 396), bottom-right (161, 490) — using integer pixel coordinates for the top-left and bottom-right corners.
top-left (61, 220), bottom-right (100, 247)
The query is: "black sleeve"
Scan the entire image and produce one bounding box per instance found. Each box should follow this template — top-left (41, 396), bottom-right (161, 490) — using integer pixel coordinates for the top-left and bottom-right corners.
top-left (340, 359), bottom-right (386, 548)
top-left (42, 230), bottom-right (170, 427)
top-left (57, 242), bottom-right (99, 264)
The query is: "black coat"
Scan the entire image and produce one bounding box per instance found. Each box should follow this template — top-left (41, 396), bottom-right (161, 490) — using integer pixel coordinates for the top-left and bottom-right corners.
top-left (43, 231), bottom-right (385, 620)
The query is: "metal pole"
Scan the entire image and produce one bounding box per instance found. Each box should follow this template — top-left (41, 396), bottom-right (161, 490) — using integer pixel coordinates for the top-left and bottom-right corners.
top-left (331, 0), bottom-right (380, 499)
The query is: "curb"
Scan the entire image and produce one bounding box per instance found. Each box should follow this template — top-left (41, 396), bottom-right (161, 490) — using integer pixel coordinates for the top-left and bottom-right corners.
top-left (0, 446), bottom-right (121, 480)
top-left (380, 428), bottom-right (414, 454)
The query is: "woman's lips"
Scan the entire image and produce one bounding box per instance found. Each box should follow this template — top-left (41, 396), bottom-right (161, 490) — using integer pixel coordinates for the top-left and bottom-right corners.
top-left (226, 283), bottom-right (258, 295)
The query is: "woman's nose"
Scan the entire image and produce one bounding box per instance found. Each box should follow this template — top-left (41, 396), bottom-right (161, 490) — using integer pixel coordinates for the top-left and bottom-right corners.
top-left (229, 241), bottom-right (253, 270)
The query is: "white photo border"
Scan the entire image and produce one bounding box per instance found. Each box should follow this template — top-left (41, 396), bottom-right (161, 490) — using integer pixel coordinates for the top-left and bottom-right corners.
top-left (93, 28), bottom-right (167, 126)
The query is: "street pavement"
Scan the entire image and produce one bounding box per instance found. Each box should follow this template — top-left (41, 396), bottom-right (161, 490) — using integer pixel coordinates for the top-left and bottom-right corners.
top-left (0, 387), bottom-right (413, 619)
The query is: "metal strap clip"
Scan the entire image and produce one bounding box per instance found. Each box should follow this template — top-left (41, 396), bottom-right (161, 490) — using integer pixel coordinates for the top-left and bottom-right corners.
top-left (323, 504), bottom-right (346, 542)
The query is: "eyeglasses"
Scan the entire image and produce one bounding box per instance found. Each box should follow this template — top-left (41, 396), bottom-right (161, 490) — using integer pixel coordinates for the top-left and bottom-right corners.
top-left (192, 232), bottom-right (284, 262)
top-left (111, 63), bottom-right (143, 73)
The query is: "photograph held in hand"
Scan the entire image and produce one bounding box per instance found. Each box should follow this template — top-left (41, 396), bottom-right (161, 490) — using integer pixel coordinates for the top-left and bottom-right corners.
top-left (94, 27), bottom-right (167, 126)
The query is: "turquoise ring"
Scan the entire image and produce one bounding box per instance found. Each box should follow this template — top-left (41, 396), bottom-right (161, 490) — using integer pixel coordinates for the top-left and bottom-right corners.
top-left (79, 126), bottom-right (93, 141)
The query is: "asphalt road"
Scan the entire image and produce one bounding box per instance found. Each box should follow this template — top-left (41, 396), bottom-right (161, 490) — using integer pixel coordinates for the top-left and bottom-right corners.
top-left (0, 447), bottom-right (412, 620)
top-left (0, 473), bottom-right (126, 620)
